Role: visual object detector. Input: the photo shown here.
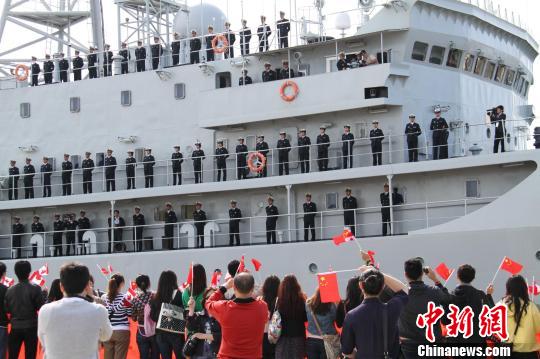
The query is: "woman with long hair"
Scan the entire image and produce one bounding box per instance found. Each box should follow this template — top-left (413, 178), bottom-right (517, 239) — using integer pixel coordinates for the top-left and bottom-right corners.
top-left (499, 275), bottom-right (540, 358)
top-left (185, 287), bottom-right (222, 358)
top-left (102, 273), bottom-right (132, 359)
top-left (150, 270), bottom-right (184, 359)
top-left (336, 276), bottom-right (363, 328)
top-left (131, 274), bottom-right (158, 359)
top-left (46, 279), bottom-right (63, 303)
top-left (261, 275), bottom-right (280, 359)
top-left (182, 264), bottom-right (207, 313)
top-left (275, 274), bottom-right (307, 359)
top-left (305, 288), bottom-right (339, 359)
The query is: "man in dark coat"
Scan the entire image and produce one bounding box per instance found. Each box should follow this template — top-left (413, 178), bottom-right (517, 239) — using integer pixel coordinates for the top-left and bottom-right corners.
top-left (239, 19), bottom-right (251, 55)
top-left (235, 137), bottom-right (248, 180)
top-left (23, 158), bottom-right (35, 199)
top-left (30, 56), bottom-right (40, 86)
top-left (125, 150), bottom-right (136, 190)
top-left (189, 30), bottom-right (201, 64)
top-left (72, 50), bottom-right (84, 81)
top-left (215, 140), bottom-right (229, 182)
top-left (223, 22), bottom-right (236, 59)
top-left (316, 126), bottom-right (330, 171)
top-left (119, 42), bottom-right (130, 74)
top-left (135, 41), bottom-right (146, 72)
top-left (133, 206), bottom-right (145, 252)
top-left (58, 53), bottom-right (69, 82)
top-left (276, 11), bottom-right (290, 48)
top-left (171, 145), bottom-right (183, 185)
top-left (40, 157), bottom-right (52, 198)
top-left (193, 202), bottom-right (207, 248)
top-left (163, 202), bottom-right (177, 250)
top-left (150, 36), bottom-right (163, 70)
top-left (228, 200), bottom-right (242, 246)
top-left (43, 54), bottom-right (54, 84)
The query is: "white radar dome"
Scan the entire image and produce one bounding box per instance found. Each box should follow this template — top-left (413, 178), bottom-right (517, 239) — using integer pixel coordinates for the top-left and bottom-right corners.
top-left (173, 3), bottom-right (227, 38)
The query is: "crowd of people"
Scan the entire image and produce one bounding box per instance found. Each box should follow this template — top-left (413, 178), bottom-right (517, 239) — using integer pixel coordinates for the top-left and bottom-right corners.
top-left (0, 252), bottom-right (538, 359)
top-left (24, 12), bottom-right (293, 85)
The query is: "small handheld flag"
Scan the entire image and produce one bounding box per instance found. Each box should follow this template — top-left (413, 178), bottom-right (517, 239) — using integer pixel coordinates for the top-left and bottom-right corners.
top-left (38, 264), bottom-right (49, 276)
top-left (251, 258), bottom-right (262, 272)
top-left (1, 276), bottom-right (14, 287)
top-left (435, 262), bottom-right (454, 282)
top-left (210, 270), bottom-right (222, 288)
top-left (317, 272), bottom-right (340, 303)
top-left (237, 255), bottom-right (246, 274)
top-left (29, 271), bottom-right (45, 287)
top-left (500, 256), bottom-right (523, 275)
top-left (332, 228), bottom-right (355, 246)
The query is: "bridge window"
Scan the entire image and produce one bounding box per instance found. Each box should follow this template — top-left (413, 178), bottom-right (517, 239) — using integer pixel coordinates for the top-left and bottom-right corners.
top-left (134, 148), bottom-right (145, 162)
top-left (121, 90), bottom-right (132, 106)
top-left (522, 81), bottom-right (530, 96)
top-left (20, 103), bottom-right (31, 118)
top-left (96, 152), bottom-right (104, 167)
top-left (484, 62), bottom-right (496, 80)
top-left (70, 97), bottom-right (80, 113)
top-left (504, 69), bottom-right (515, 86)
top-left (325, 192), bottom-right (338, 210)
top-left (174, 83), bottom-right (186, 99)
top-left (429, 46), bottom-right (446, 65)
top-left (474, 56), bottom-right (487, 75)
top-left (216, 72), bottom-right (231, 89)
top-left (71, 155), bottom-right (81, 169)
top-left (465, 179), bottom-right (480, 198)
top-left (494, 65), bottom-right (506, 83)
top-left (446, 49), bottom-right (462, 68)
top-left (411, 41), bottom-right (428, 61)
top-left (463, 53), bottom-right (475, 72)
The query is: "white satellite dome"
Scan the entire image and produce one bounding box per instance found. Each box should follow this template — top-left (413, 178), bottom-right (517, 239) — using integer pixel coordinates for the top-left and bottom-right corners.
top-left (335, 12), bottom-right (351, 31)
top-left (173, 3), bottom-right (227, 38)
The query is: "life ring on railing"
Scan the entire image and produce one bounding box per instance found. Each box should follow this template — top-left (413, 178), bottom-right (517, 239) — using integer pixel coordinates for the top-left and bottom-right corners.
top-left (247, 152), bottom-right (266, 173)
top-left (211, 34), bottom-right (229, 54)
top-left (280, 80), bottom-right (299, 102)
top-left (14, 64), bottom-right (29, 81)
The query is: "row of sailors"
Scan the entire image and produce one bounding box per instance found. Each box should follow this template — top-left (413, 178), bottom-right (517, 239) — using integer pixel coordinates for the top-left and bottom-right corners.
top-left (5, 112), bottom-right (449, 200)
top-left (28, 13), bottom-right (292, 85)
top-left (10, 185), bottom-right (403, 258)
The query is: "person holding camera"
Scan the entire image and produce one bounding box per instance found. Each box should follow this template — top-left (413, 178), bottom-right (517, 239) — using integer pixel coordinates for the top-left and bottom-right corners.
top-left (184, 288), bottom-right (222, 358)
top-left (490, 105), bottom-right (507, 153)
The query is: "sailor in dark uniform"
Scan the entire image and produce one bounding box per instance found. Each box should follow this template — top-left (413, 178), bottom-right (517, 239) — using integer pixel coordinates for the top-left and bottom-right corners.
top-left (30, 56), bottom-right (40, 86)
top-left (239, 69), bottom-right (252, 86)
top-left (61, 154), bottom-right (73, 196)
top-left (430, 107), bottom-right (449, 160)
top-left (215, 140), bottom-right (229, 182)
top-left (125, 150), bottom-right (136, 190)
top-left (12, 217), bottom-right (24, 258)
top-left (256, 135), bottom-right (269, 177)
top-left (316, 126), bottom-right (330, 171)
top-left (303, 193), bottom-right (317, 241)
top-left (171, 145), bottom-right (183, 185)
top-left (380, 184), bottom-right (391, 236)
top-left (342, 125), bottom-right (355, 169)
top-left (265, 197), bottom-right (279, 244)
top-left (276, 11), bottom-right (290, 48)
top-left (171, 33), bottom-right (181, 66)
top-left (31, 215), bottom-right (45, 257)
top-left (43, 54), bottom-right (54, 84)
top-left (40, 157), bottom-right (52, 198)
top-left (103, 44), bottom-right (113, 76)
top-left (65, 214), bottom-right (77, 255)
top-left (110, 210), bottom-right (126, 252)
top-left (133, 206), bottom-right (145, 252)
top-left (277, 131), bottom-right (291, 176)
top-left (369, 120), bottom-right (384, 166)
top-left (205, 26), bottom-right (216, 62)
top-left (342, 188), bottom-right (358, 236)
top-left (262, 62), bottom-right (276, 82)
top-left (135, 41), bottom-right (146, 72)
top-left (23, 158), bottom-right (35, 199)
top-left (193, 202), bottom-right (207, 248)
top-left (235, 137), bottom-right (248, 180)
top-left (239, 19), bottom-right (251, 56)
top-left (105, 149), bottom-right (117, 192)
top-left (192, 142), bottom-right (205, 184)
top-left (405, 114), bottom-right (422, 162)
top-left (224, 22), bottom-right (236, 59)
top-left (82, 152), bottom-right (94, 194)
top-left (298, 129), bottom-right (311, 173)
top-left (337, 51), bottom-right (348, 71)
top-left (143, 148), bottom-right (155, 188)
top-left (163, 202), bottom-right (177, 250)
top-left (490, 105), bottom-right (507, 153)
top-left (72, 50), bottom-right (84, 81)
top-left (277, 60), bottom-right (295, 79)
top-left (77, 210), bottom-right (91, 255)
top-left (257, 16), bottom-right (271, 52)
top-left (87, 47), bottom-right (98, 79)
top-left (150, 36), bottom-right (163, 70)
top-left (52, 214), bottom-right (64, 257)
top-left (119, 42), bottom-right (130, 74)
top-left (189, 30), bottom-right (201, 64)
top-left (58, 53), bottom-right (69, 82)
top-left (8, 160), bottom-right (19, 200)
top-left (228, 200), bottom-right (242, 246)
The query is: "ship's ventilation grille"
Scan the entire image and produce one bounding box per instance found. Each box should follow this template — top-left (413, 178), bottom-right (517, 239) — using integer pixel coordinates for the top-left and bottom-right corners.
top-left (20, 103), bottom-right (31, 118)
top-left (465, 179), bottom-right (480, 198)
top-left (121, 91), bottom-right (132, 106)
top-left (325, 192), bottom-right (338, 210)
top-left (174, 83), bottom-right (186, 99)
top-left (70, 97), bottom-right (80, 113)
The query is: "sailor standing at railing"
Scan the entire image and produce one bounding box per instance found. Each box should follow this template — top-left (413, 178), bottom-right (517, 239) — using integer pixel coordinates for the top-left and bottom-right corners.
top-left (40, 157), bottom-right (52, 198)
top-left (342, 125), bottom-right (355, 169)
top-left (369, 120), bottom-right (384, 166)
top-left (277, 131), bottom-right (291, 176)
top-left (163, 202), bottom-right (177, 250)
top-left (119, 42), bottom-right (130, 74)
top-left (205, 26), bottom-right (216, 62)
top-left (239, 69), bottom-right (252, 86)
top-left (77, 210), bottom-right (91, 255)
top-left (82, 152), bottom-right (94, 194)
top-left (224, 22), bottom-right (236, 59)
top-left (235, 137), bottom-right (248, 180)
top-left (8, 160), bottom-right (19, 200)
top-left (171, 33), bottom-right (181, 66)
top-left (239, 19), bottom-right (252, 55)
top-left (265, 196), bottom-right (279, 244)
top-left (133, 206), bottom-right (145, 252)
top-left (105, 149), bottom-right (117, 192)
top-left (31, 215), bottom-right (45, 258)
top-left (150, 36), bottom-right (163, 70)
top-left (61, 154), bottom-right (73, 196)
top-left (125, 150), bottom-right (136, 190)
top-left (193, 202), bottom-right (207, 248)
top-left (256, 135), bottom-right (269, 178)
top-left (23, 158), bottom-right (35, 199)
top-left (405, 114), bottom-right (421, 162)
top-left (490, 105), bottom-right (507, 153)
top-left (65, 214), bottom-right (77, 256)
top-left (12, 217), bottom-right (24, 258)
top-left (229, 200), bottom-right (242, 246)
top-left (43, 54), bottom-right (54, 84)
top-left (30, 56), bottom-right (40, 86)
top-left (316, 126), bottom-right (330, 171)
top-left (58, 53), bottom-right (69, 82)
top-left (171, 145), bottom-right (183, 185)
top-left (262, 62), bottom-right (277, 82)
top-left (143, 148), bottom-right (155, 188)
top-left (303, 193), bottom-right (317, 241)
top-left (103, 44), bottom-right (113, 77)
top-left (298, 129), bottom-right (311, 173)
top-left (342, 188), bottom-right (358, 236)
top-left (215, 140), bottom-right (229, 182)
top-left (135, 41), bottom-right (146, 72)
top-left (192, 142), bottom-right (206, 184)
top-left (87, 47), bottom-right (98, 79)
top-left (257, 16), bottom-right (272, 52)
top-left (276, 11), bottom-right (290, 49)
top-left (189, 30), bottom-right (201, 64)
top-left (430, 108), bottom-right (449, 160)
top-left (72, 50), bottom-right (83, 81)
top-left (380, 184), bottom-right (391, 236)
top-left (52, 214), bottom-right (64, 257)
top-left (278, 60), bottom-right (295, 79)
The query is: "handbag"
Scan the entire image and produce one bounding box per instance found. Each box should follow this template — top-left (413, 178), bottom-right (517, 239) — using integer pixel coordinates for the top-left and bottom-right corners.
top-left (156, 290), bottom-right (186, 334)
top-left (182, 334), bottom-right (199, 357)
top-left (267, 298), bottom-right (282, 344)
top-left (309, 305), bottom-right (341, 359)
top-left (141, 302), bottom-right (156, 337)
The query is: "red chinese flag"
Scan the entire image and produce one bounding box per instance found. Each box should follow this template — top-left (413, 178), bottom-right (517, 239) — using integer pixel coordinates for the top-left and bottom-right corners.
top-left (435, 262), bottom-right (453, 281)
top-left (251, 258), bottom-right (262, 272)
top-left (317, 272), bottom-right (340, 303)
top-left (186, 263), bottom-right (193, 285)
top-left (237, 255), bottom-right (246, 273)
top-left (210, 270), bottom-right (222, 288)
top-left (528, 283), bottom-right (540, 296)
top-left (332, 228), bottom-right (355, 246)
top-left (500, 257), bottom-right (523, 275)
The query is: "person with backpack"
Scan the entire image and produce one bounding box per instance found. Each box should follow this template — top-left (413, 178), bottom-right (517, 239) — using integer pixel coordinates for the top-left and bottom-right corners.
top-left (131, 274), bottom-right (159, 359)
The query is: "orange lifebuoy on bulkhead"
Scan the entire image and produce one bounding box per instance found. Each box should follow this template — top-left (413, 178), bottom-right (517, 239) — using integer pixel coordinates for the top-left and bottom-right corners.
top-left (280, 80), bottom-right (299, 102)
top-left (247, 152), bottom-right (267, 173)
top-left (211, 34), bottom-right (229, 54)
top-left (14, 64), bottom-right (29, 81)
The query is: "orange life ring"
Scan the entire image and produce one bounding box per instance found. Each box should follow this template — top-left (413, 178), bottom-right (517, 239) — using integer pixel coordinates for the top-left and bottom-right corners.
top-left (247, 152), bottom-right (266, 173)
top-left (280, 80), bottom-right (299, 102)
top-left (14, 64), bottom-right (29, 81)
top-left (211, 34), bottom-right (229, 54)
